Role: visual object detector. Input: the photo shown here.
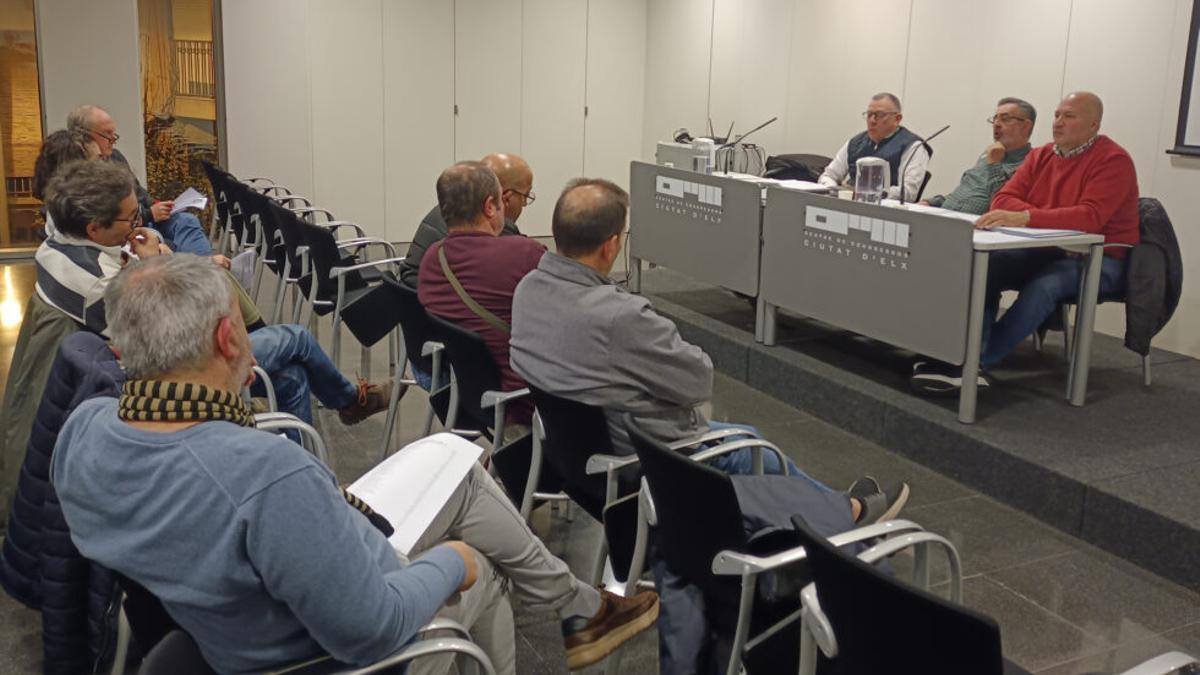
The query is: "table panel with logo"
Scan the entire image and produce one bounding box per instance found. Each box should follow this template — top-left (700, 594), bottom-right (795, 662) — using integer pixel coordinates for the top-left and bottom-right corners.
top-left (628, 161), bottom-right (765, 299)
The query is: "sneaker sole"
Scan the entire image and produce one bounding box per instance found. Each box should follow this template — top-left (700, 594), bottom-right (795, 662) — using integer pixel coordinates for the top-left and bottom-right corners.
top-left (565, 596), bottom-right (660, 670)
top-left (910, 374), bottom-right (989, 396)
top-left (875, 483), bottom-right (911, 524)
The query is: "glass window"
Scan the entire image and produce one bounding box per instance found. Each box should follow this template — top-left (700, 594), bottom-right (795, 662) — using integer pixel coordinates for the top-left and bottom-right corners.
top-left (138, 0), bottom-right (220, 225)
top-left (0, 0), bottom-right (44, 251)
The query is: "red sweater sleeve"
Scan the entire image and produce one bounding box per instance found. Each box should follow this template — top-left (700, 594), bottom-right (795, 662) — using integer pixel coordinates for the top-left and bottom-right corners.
top-left (990, 152), bottom-right (1039, 212)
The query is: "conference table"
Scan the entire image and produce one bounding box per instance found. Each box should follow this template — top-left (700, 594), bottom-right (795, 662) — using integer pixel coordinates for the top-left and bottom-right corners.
top-left (627, 163), bottom-right (1106, 424)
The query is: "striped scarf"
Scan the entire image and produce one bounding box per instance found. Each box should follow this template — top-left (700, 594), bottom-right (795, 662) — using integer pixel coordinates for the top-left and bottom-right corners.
top-left (118, 379), bottom-right (394, 537)
top-left (119, 380), bottom-right (256, 427)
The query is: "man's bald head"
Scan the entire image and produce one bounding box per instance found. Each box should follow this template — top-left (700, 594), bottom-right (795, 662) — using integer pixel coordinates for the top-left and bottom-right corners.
top-left (551, 178), bottom-right (628, 260)
top-left (1053, 91), bottom-right (1104, 151)
top-left (482, 153), bottom-right (534, 222)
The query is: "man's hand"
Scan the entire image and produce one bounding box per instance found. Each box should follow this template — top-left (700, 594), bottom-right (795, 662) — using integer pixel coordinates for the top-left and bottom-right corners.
top-left (211, 254), bottom-right (231, 270)
top-left (127, 227), bottom-right (169, 258)
top-left (150, 201), bottom-right (174, 223)
top-left (918, 199), bottom-right (930, 206)
top-left (442, 540), bottom-right (478, 592)
top-left (984, 141), bottom-right (1006, 164)
top-left (975, 209), bottom-right (1030, 230)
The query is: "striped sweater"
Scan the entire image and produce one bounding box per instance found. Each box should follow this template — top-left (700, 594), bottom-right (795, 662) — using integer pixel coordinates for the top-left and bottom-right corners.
top-left (34, 217), bottom-right (123, 336)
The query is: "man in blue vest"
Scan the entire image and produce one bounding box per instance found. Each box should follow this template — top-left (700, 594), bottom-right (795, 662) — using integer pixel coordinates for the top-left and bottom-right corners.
top-left (818, 92), bottom-right (930, 201)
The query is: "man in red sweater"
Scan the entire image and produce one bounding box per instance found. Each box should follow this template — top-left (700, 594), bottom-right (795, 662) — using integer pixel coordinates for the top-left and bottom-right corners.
top-left (418, 161), bottom-right (547, 435)
top-left (912, 91), bottom-right (1139, 393)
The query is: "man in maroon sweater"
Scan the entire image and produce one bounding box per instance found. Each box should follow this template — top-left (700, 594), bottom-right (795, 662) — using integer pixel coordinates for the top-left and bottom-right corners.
top-left (913, 92), bottom-right (1139, 393)
top-left (418, 161), bottom-right (546, 432)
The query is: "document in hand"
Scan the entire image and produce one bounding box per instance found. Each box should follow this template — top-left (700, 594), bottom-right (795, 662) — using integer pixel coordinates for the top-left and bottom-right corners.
top-left (993, 227), bottom-right (1083, 238)
top-left (170, 187), bottom-right (209, 214)
top-left (348, 433), bottom-right (483, 555)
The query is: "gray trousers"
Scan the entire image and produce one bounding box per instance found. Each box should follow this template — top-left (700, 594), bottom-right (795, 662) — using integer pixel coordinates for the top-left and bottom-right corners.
top-left (408, 462), bottom-right (600, 674)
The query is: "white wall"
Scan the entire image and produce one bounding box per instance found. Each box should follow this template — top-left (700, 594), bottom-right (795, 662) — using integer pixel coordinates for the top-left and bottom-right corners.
top-left (36, 0), bottom-right (147, 182)
top-left (645, 0), bottom-right (1200, 359)
top-left (223, 0), bottom-right (646, 240)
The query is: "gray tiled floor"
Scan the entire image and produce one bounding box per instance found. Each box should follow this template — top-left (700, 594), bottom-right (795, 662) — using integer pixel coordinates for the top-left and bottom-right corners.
top-left (1, 264), bottom-right (1197, 674)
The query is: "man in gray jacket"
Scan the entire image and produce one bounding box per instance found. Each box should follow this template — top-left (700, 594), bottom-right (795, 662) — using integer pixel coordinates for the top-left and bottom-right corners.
top-left (509, 178), bottom-right (907, 519)
top-left (509, 178), bottom-right (910, 674)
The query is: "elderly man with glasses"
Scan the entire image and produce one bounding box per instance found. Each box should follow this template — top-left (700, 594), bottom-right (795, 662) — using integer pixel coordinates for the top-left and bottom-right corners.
top-left (923, 97), bottom-right (1036, 215)
top-left (818, 92), bottom-right (930, 201)
top-left (67, 104), bottom-right (214, 257)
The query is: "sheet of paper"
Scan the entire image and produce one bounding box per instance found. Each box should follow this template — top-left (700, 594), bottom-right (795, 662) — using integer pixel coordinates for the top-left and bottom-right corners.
top-left (972, 229), bottom-right (1033, 246)
top-left (993, 226), bottom-right (1083, 238)
top-left (348, 432), bottom-right (483, 555)
top-left (776, 179), bottom-right (832, 192)
top-left (883, 200), bottom-right (980, 224)
top-left (170, 187), bottom-right (209, 214)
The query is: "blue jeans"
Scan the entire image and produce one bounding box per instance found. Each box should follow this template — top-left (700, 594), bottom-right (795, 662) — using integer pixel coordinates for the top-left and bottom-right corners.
top-left (704, 421), bottom-right (833, 494)
top-left (981, 250), bottom-right (1127, 368)
top-left (155, 211), bottom-right (212, 256)
top-left (249, 324), bottom-right (357, 424)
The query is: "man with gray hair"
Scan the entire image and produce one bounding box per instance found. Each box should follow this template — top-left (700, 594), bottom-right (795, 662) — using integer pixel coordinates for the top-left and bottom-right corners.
top-left (67, 104), bottom-right (213, 256)
top-left (924, 97), bottom-right (1036, 215)
top-left (50, 255), bottom-right (658, 674)
top-left (818, 92), bottom-right (931, 201)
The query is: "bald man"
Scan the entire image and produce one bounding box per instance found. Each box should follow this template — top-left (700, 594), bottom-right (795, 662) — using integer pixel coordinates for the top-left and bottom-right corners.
top-left (400, 153), bottom-right (534, 287)
top-left (912, 92), bottom-right (1139, 393)
top-left (66, 104), bottom-right (214, 257)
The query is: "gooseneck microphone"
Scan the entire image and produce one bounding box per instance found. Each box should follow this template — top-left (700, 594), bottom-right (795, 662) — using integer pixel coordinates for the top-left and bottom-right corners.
top-left (898, 124), bottom-right (950, 205)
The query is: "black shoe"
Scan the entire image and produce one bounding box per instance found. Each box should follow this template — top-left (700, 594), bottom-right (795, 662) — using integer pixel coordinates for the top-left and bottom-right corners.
top-left (910, 361), bottom-right (989, 395)
top-left (848, 476), bottom-right (911, 525)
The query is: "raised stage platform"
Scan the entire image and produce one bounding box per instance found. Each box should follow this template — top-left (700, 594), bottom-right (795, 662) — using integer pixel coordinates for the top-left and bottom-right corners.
top-left (638, 267), bottom-right (1200, 592)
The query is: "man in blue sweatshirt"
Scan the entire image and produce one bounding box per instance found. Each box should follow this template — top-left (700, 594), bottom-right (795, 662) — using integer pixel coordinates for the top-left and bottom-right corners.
top-left (51, 255), bottom-right (657, 674)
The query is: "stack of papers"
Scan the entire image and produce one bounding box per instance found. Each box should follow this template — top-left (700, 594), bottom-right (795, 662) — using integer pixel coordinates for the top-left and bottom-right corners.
top-left (348, 433), bottom-right (482, 555)
top-left (993, 227), bottom-right (1084, 238)
top-left (170, 187), bottom-right (209, 214)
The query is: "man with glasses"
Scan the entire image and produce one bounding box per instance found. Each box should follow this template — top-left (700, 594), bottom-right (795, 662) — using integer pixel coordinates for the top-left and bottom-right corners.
top-left (67, 104), bottom-right (214, 257)
top-left (911, 92), bottom-right (1138, 393)
top-left (818, 92), bottom-right (930, 201)
top-left (923, 98), bottom-right (1036, 215)
top-left (400, 152), bottom-right (533, 289)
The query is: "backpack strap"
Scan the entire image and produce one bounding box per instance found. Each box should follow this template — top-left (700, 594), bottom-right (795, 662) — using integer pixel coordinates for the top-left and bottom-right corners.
top-left (438, 244), bottom-right (511, 334)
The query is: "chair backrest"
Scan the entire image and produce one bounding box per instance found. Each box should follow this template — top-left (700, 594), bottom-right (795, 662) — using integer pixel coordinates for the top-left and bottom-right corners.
top-left (387, 278), bottom-right (451, 422)
top-left (528, 387), bottom-right (618, 520)
top-left (790, 515), bottom-right (1005, 675)
top-left (267, 200), bottom-right (309, 275)
top-left (764, 153), bottom-right (831, 182)
top-left (241, 190), bottom-right (284, 268)
top-left (301, 221), bottom-right (367, 300)
top-left (624, 415), bottom-right (748, 593)
top-left (426, 313), bottom-right (500, 436)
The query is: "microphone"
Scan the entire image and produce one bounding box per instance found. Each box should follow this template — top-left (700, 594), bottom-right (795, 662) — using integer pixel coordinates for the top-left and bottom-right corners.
top-left (898, 124), bottom-right (950, 205)
top-left (722, 116), bottom-right (778, 149)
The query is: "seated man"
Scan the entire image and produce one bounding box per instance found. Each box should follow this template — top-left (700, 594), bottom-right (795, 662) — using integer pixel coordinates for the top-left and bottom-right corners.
top-left (68, 104), bottom-right (213, 257)
top-left (924, 97), bottom-right (1035, 215)
top-left (52, 254), bottom-right (659, 674)
top-left (34, 160), bottom-right (389, 427)
top-left (418, 161), bottom-right (546, 436)
top-left (509, 179), bottom-right (910, 673)
top-left (911, 92), bottom-right (1139, 392)
top-left (401, 152), bottom-right (533, 288)
top-left (818, 92), bottom-right (930, 201)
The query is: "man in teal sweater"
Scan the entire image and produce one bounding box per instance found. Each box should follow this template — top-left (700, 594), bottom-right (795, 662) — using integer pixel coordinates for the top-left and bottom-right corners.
top-left (924, 97), bottom-right (1035, 215)
top-left (51, 255), bottom-right (657, 674)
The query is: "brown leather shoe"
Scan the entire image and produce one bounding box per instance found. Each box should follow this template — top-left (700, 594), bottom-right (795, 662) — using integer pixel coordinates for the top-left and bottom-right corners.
top-left (562, 589), bottom-right (659, 670)
top-left (338, 379), bottom-right (395, 425)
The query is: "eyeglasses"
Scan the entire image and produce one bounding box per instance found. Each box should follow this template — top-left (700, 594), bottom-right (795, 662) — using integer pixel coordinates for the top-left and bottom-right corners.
top-left (114, 207), bottom-right (143, 228)
top-left (862, 111), bottom-right (898, 121)
top-left (87, 127), bottom-right (120, 144)
top-left (987, 114), bottom-right (1029, 125)
top-left (507, 188), bottom-right (536, 205)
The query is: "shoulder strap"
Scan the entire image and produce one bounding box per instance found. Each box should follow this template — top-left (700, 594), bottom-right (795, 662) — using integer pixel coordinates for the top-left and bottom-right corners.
top-left (438, 244), bottom-right (511, 334)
